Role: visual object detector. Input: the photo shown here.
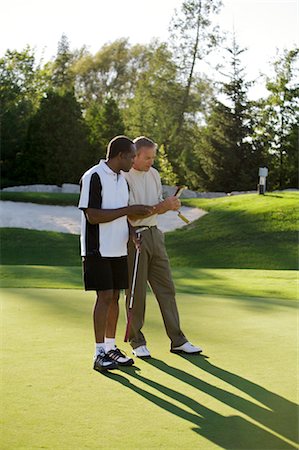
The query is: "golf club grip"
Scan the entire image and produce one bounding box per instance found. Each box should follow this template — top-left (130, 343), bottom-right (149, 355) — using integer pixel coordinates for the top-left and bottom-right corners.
top-left (178, 212), bottom-right (190, 223)
top-left (174, 186), bottom-right (185, 198)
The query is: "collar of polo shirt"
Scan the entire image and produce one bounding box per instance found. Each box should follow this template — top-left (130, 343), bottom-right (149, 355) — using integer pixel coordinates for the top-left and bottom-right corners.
top-left (99, 159), bottom-right (118, 177)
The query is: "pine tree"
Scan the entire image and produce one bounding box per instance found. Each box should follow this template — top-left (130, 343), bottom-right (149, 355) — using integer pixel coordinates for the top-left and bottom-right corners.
top-left (85, 96), bottom-right (125, 158)
top-left (22, 91), bottom-right (92, 184)
top-left (252, 48), bottom-right (299, 189)
top-left (195, 37), bottom-right (256, 191)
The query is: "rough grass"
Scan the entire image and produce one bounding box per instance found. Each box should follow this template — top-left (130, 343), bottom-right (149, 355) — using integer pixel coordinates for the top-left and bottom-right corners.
top-left (0, 191), bottom-right (79, 205)
top-left (166, 192), bottom-right (299, 270)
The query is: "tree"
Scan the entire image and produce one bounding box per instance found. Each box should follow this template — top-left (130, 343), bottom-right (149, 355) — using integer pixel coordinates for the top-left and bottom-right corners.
top-left (50, 34), bottom-right (76, 93)
top-left (22, 90), bottom-right (92, 185)
top-left (73, 39), bottom-right (152, 109)
top-left (156, 144), bottom-right (178, 186)
top-left (0, 47), bottom-right (48, 186)
top-left (85, 96), bottom-right (125, 158)
top-left (194, 37), bottom-right (257, 191)
top-left (169, 0), bottom-right (222, 136)
top-left (125, 42), bottom-right (182, 141)
top-left (252, 48), bottom-right (299, 189)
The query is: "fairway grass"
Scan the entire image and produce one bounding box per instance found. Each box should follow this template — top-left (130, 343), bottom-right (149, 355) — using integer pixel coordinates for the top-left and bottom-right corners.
top-left (1, 288), bottom-right (298, 450)
top-left (0, 265), bottom-right (297, 300)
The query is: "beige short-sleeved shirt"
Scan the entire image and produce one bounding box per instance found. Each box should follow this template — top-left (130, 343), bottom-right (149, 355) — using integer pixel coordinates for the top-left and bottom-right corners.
top-left (123, 167), bottom-right (163, 227)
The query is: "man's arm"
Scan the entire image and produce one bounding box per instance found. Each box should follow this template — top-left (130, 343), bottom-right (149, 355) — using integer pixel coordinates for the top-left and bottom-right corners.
top-left (85, 205), bottom-right (155, 225)
top-left (127, 197), bottom-right (180, 221)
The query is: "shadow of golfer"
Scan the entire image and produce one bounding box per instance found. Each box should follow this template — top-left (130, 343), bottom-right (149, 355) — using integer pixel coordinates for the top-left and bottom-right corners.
top-left (143, 357), bottom-right (298, 446)
top-left (105, 366), bottom-right (296, 449)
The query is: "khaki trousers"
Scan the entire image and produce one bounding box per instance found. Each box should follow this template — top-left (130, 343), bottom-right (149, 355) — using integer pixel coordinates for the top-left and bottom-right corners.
top-left (127, 226), bottom-right (187, 349)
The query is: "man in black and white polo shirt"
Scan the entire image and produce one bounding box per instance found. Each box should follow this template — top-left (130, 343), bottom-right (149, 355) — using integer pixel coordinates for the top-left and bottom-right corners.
top-left (79, 136), bottom-right (154, 372)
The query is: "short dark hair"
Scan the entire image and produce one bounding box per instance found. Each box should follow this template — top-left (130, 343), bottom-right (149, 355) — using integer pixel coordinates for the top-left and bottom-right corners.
top-left (133, 136), bottom-right (158, 152)
top-left (107, 135), bottom-right (134, 159)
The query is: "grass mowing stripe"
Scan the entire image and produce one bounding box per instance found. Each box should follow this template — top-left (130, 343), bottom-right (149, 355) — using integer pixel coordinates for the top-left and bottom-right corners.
top-left (1, 265), bottom-right (297, 300)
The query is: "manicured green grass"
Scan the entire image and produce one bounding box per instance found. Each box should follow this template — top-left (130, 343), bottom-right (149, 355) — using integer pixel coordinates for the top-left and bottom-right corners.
top-left (166, 192), bottom-right (298, 269)
top-left (0, 228), bottom-right (80, 266)
top-left (0, 191), bottom-right (79, 205)
top-left (0, 265), bottom-right (297, 300)
top-left (1, 192), bottom-right (298, 448)
top-left (1, 288), bottom-right (298, 450)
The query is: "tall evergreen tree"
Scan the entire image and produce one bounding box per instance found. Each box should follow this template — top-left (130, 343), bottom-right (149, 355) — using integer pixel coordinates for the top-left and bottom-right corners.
top-left (85, 96), bottom-right (125, 160)
top-left (0, 47), bottom-right (48, 186)
top-left (195, 37), bottom-right (256, 191)
top-left (51, 34), bottom-right (75, 93)
top-left (22, 91), bottom-right (92, 184)
top-left (252, 48), bottom-right (299, 189)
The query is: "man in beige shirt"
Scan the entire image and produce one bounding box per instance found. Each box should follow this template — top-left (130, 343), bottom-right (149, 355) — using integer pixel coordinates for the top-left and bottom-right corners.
top-left (123, 136), bottom-right (202, 358)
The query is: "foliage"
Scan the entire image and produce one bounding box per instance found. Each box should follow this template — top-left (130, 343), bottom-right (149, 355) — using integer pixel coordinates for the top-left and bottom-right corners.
top-left (0, 27), bottom-right (297, 190)
top-left (0, 47), bottom-right (49, 186)
top-left (20, 90), bottom-right (92, 184)
top-left (193, 38), bottom-right (260, 191)
top-left (252, 48), bottom-right (299, 189)
top-left (156, 144), bottom-right (178, 185)
top-left (85, 96), bottom-right (125, 158)
top-left (169, 0), bottom-right (222, 135)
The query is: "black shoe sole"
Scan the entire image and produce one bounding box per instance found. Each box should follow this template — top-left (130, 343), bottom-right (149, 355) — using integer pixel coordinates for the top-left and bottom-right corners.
top-left (134, 354), bottom-right (151, 359)
top-left (170, 349), bottom-right (202, 354)
top-left (93, 364), bottom-right (118, 372)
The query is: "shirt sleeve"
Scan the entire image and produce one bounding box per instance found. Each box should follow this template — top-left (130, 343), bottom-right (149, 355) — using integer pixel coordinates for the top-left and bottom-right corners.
top-left (154, 169), bottom-right (163, 202)
top-left (78, 172), bottom-right (102, 210)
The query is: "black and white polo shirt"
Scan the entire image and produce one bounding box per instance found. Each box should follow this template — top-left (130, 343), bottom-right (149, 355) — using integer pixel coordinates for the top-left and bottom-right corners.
top-left (78, 160), bottom-right (129, 257)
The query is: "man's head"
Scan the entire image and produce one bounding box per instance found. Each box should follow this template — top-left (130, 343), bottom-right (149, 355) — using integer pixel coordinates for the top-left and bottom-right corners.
top-left (133, 136), bottom-right (157, 172)
top-left (106, 135), bottom-right (136, 172)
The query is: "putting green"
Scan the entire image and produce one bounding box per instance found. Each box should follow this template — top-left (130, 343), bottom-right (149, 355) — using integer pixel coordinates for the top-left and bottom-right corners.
top-left (1, 288), bottom-right (298, 449)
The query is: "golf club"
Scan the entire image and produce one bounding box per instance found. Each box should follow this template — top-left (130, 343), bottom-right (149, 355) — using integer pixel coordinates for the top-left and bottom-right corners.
top-left (174, 185), bottom-right (190, 224)
top-left (124, 228), bottom-right (147, 342)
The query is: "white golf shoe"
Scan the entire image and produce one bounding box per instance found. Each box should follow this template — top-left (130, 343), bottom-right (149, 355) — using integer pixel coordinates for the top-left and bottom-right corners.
top-left (171, 341), bottom-right (202, 354)
top-left (132, 345), bottom-right (151, 358)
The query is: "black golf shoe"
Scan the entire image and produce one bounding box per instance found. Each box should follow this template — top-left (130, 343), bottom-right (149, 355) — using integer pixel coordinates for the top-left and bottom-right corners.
top-left (107, 347), bottom-right (134, 366)
top-left (93, 349), bottom-right (118, 372)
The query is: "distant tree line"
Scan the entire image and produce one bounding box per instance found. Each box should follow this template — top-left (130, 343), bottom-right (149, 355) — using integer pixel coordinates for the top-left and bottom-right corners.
top-left (1, 0), bottom-right (298, 191)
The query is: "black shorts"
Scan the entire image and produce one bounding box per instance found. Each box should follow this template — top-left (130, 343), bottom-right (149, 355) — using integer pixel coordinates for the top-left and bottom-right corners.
top-left (82, 255), bottom-right (129, 291)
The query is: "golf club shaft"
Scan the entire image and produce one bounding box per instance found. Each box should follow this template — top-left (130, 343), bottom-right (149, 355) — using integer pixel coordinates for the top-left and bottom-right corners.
top-left (128, 247), bottom-right (140, 309)
top-left (124, 240), bottom-right (141, 342)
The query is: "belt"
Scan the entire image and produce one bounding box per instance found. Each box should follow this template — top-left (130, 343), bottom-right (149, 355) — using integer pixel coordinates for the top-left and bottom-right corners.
top-left (134, 225), bottom-right (157, 230)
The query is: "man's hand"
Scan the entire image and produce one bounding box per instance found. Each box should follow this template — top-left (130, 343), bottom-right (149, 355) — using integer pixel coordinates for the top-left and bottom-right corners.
top-left (162, 196), bottom-right (181, 211)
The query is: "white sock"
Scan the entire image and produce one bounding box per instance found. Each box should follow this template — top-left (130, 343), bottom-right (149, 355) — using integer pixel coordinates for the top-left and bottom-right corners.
top-left (105, 337), bottom-right (116, 352)
top-left (95, 342), bottom-right (106, 358)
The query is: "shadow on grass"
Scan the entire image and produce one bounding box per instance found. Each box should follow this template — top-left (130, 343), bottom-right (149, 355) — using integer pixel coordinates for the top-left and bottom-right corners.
top-left (104, 360), bottom-right (298, 449)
